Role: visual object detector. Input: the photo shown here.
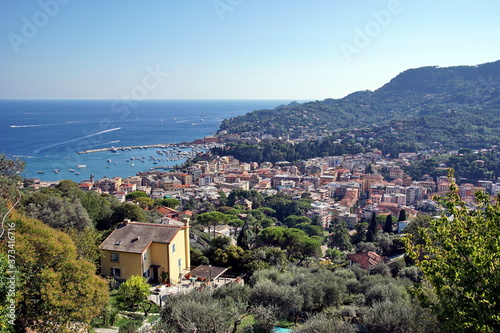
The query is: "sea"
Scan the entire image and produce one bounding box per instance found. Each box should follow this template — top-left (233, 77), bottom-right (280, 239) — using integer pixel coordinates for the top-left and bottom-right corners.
top-left (0, 99), bottom-right (298, 182)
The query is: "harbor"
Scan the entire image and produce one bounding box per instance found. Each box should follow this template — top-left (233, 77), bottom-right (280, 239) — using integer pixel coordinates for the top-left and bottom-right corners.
top-left (77, 142), bottom-right (192, 154)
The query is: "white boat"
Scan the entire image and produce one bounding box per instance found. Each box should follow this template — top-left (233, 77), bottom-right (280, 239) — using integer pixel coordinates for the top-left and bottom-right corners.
top-left (37, 171), bottom-right (44, 174)
top-left (53, 169), bottom-right (60, 174)
top-left (106, 159), bottom-right (112, 163)
top-left (77, 164), bottom-right (86, 168)
top-left (74, 172), bottom-right (80, 175)
top-left (69, 169), bottom-right (75, 172)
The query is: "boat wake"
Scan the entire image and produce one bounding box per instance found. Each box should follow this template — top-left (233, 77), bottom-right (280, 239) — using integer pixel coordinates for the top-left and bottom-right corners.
top-left (34, 127), bottom-right (122, 153)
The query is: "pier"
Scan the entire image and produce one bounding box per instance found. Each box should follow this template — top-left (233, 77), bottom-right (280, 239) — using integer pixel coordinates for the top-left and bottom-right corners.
top-left (77, 143), bottom-right (187, 154)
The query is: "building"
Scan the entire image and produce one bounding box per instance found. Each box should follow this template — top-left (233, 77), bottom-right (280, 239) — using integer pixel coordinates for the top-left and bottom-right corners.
top-left (347, 251), bottom-right (390, 270)
top-left (100, 220), bottom-right (190, 283)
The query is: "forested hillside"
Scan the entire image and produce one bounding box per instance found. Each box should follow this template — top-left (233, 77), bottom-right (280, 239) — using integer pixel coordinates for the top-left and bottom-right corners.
top-left (219, 60), bottom-right (500, 151)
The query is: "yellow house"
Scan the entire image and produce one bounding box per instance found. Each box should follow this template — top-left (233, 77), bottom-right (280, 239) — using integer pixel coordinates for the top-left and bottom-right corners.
top-left (100, 219), bottom-right (190, 284)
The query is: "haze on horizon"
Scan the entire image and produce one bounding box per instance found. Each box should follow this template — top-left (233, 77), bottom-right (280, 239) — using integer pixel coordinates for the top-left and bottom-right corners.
top-left (0, 0), bottom-right (499, 101)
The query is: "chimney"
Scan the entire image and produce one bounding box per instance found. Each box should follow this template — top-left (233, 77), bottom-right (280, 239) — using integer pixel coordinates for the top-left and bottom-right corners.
top-left (181, 217), bottom-right (190, 227)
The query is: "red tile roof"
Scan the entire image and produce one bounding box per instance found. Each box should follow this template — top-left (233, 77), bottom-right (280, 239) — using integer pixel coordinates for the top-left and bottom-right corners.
top-left (347, 251), bottom-right (389, 270)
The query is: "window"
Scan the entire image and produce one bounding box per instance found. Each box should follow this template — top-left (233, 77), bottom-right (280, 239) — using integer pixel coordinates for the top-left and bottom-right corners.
top-left (111, 267), bottom-right (121, 277)
top-left (172, 243), bottom-right (176, 253)
top-left (143, 268), bottom-right (150, 279)
top-left (178, 258), bottom-right (182, 267)
top-left (143, 251), bottom-right (147, 261)
top-left (111, 253), bottom-right (120, 262)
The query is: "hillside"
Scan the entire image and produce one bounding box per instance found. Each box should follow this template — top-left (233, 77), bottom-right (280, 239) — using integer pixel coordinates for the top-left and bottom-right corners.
top-left (218, 60), bottom-right (500, 150)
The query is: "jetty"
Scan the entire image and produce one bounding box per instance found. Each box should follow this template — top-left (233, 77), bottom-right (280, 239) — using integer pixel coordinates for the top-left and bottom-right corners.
top-left (77, 143), bottom-right (184, 154)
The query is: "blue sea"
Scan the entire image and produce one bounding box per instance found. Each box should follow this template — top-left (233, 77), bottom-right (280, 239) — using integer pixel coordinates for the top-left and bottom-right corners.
top-left (0, 100), bottom-right (297, 182)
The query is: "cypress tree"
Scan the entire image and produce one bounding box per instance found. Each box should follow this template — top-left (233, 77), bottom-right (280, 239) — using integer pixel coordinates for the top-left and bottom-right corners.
top-left (398, 209), bottom-right (407, 222)
top-left (383, 214), bottom-right (393, 233)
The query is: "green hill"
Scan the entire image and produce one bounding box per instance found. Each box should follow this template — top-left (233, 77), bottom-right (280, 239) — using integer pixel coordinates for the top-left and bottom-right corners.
top-left (218, 60), bottom-right (500, 150)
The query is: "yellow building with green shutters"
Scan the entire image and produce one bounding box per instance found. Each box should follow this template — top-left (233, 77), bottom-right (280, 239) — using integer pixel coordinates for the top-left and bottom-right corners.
top-left (100, 219), bottom-right (190, 284)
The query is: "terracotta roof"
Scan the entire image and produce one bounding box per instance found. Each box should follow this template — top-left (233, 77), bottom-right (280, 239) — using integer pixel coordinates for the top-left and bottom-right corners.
top-left (347, 251), bottom-right (389, 270)
top-left (100, 222), bottom-right (182, 254)
top-left (156, 206), bottom-right (180, 216)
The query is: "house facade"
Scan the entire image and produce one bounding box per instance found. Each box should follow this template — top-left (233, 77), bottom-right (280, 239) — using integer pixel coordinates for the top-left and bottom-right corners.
top-left (100, 219), bottom-right (190, 283)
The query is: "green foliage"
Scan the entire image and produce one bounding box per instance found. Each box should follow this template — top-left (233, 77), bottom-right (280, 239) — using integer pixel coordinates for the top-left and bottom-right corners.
top-left (196, 211), bottom-right (230, 237)
top-left (363, 298), bottom-right (440, 333)
top-left (256, 227), bottom-right (322, 260)
top-left (265, 196), bottom-right (312, 222)
top-left (215, 62), bottom-right (500, 162)
top-left (404, 172), bottom-right (500, 332)
top-left (155, 198), bottom-right (180, 209)
top-left (118, 276), bottom-right (151, 309)
top-left (155, 291), bottom-right (241, 333)
top-left (398, 209), bottom-right (407, 222)
top-left (0, 212), bottom-right (108, 332)
top-left (383, 214), bottom-right (395, 233)
top-left (67, 227), bottom-right (104, 264)
top-left (133, 196), bottom-right (154, 209)
top-left (283, 215), bottom-right (311, 228)
top-left (106, 202), bottom-right (147, 229)
top-left (79, 191), bottom-right (116, 227)
top-left (294, 313), bottom-right (356, 333)
top-left (351, 222), bottom-right (368, 244)
top-left (329, 221), bottom-right (352, 251)
top-left (0, 255), bottom-right (15, 333)
top-left (25, 195), bottom-right (92, 231)
top-left (125, 191), bottom-right (148, 201)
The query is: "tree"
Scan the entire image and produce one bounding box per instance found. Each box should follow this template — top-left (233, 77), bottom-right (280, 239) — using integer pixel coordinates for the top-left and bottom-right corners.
top-left (133, 197), bottom-right (154, 209)
top-left (0, 212), bottom-right (108, 332)
top-left (284, 215), bottom-right (311, 228)
top-left (67, 227), bottom-right (104, 264)
top-left (26, 196), bottom-right (92, 231)
top-left (0, 254), bottom-right (16, 332)
top-left (398, 209), bottom-right (407, 222)
top-left (363, 298), bottom-right (440, 333)
top-left (329, 221), bottom-right (352, 251)
top-left (366, 213), bottom-right (378, 242)
top-left (383, 214), bottom-right (394, 233)
top-left (155, 290), bottom-right (242, 333)
top-left (227, 218), bottom-right (244, 236)
top-left (108, 202), bottom-right (147, 228)
top-left (351, 222), bottom-right (368, 244)
top-left (404, 172), bottom-right (500, 332)
top-left (295, 313), bottom-right (356, 333)
top-left (196, 211), bottom-right (230, 237)
top-left (118, 275), bottom-right (151, 309)
top-left (55, 179), bottom-right (82, 198)
top-left (155, 198), bottom-right (180, 209)
top-left (125, 191), bottom-right (148, 201)
top-left (79, 191), bottom-right (115, 227)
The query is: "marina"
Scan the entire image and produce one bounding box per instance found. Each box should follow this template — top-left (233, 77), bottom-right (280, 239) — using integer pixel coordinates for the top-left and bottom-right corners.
top-left (77, 143), bottom-right (194, 154)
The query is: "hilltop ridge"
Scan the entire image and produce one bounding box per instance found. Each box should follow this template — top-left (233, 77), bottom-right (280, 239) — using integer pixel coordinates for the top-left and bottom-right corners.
top-left (218, 60), bottom-right (500, 151)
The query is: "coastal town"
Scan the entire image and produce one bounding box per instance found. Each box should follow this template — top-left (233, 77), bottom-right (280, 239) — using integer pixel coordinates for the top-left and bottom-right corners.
top-left (26, 132), bottom-right (500, 235)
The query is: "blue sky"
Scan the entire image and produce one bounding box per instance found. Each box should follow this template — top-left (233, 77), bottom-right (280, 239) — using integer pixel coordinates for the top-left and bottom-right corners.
top-left (0, 0), bottom-right (499, 100)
